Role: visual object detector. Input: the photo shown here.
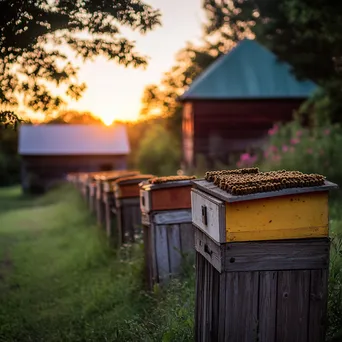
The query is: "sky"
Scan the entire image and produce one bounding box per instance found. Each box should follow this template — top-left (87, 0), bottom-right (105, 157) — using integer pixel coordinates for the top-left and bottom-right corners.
top-left (57, 0), bottom-right (205, 124)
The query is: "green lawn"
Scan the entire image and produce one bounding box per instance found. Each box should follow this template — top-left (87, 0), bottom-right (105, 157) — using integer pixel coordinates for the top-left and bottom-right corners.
top-left (0, 185), bottom-right (194, 342)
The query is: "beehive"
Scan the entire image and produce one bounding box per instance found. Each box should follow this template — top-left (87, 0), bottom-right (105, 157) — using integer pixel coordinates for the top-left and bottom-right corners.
top-left (192, 169), bottom-right (338, 342)
top-left (192, 170), bottom-right (335, 243)
top-left (94, 171), bottom-right (138, 228)
top-left (140, 176), bottom-right (196, 290)
top-left (112, 175), bottom-right (154, 244)
top-left (100, 171), bottom-right (140, 238)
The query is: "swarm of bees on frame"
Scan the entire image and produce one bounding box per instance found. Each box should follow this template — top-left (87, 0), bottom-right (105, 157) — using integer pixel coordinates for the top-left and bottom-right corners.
top-left (149, 175), bottom-right (196, 184)
top-left (205, 168), bottom-right (325, 196)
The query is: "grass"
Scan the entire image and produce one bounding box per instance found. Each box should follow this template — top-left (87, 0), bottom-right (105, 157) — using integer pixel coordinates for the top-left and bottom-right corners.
top-left (0, 184), bottom-right (195, 342)
top-left (0, 184), bottom-right (341, 342)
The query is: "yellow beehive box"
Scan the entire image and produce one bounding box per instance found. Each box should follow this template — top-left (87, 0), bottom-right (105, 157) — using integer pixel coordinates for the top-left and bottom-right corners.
top-left (191, 172), bottom-right (338, 243)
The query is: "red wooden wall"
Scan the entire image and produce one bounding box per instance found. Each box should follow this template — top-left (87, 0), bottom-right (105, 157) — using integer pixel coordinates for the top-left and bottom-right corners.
top-left (182, 99), bottom-right (306, 168)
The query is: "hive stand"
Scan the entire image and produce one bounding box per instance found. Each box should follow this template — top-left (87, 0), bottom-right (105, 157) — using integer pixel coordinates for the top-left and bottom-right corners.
top-left (140, 179), bottom-right (195, 291)
top-left (191, 178), bottom-right (338, 342)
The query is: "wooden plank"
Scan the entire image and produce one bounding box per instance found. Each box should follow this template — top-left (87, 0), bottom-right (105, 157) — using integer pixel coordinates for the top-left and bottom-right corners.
top-left (140, 188), bottom-right (152, 214)
top-left (195, 228), bottom-right (222, 273)
top-left (308, 269), bottom-right (329, 342)
top-left (192, 179), bottom-right (338, 204)
top-left (223, 238), bottom-right (330, 272)
top-left (155, 224), bottom-right (170, 282)
top-left (211, 266), bottom-right (220, 342)
top-left (195, 253), bottom-right (203, 342)
top-left (143, 224), bottom-right (152, 290)
top-left (153, 209), bottom-right (192, 225)
top-left (259, 271), bottom-right (278, 342)
top-left (192, 188), bottom-right (226, 243)
top-left (217, 271), bottom-right (226, 341)
top-left (105, 201), bottom-right (112, 237)
top-left (132, 204), bottom-right (142, 239)
top-left (202, 257), bottom-right (208, 342)
top-left (224, 272), bottom-right (259, 342)
top-left (179, 223), bottom-right (195, 255)
top-left (151, 186), bottom-right (192, 211)
top-left (143, 179), bottom-right (194, 190)
top-left (276, 270), bottom-right (310, 342)
top-left (150, 222), bottom-right (158, 286)
top-left (167, 224), bottom-right (182, 275)
top-left (226, 192), bottom-right (329, 242)
top-left (121, 205), bottom-right (134, 243)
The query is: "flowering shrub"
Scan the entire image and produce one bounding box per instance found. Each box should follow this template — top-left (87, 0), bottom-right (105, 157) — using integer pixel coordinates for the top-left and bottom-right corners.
top-left (236, 120), bottom-right (342, 185)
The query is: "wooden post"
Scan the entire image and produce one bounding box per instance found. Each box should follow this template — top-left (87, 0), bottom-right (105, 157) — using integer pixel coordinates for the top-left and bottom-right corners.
top-left (191, 178), bottom-right (338, 342)
top-left (113, 175), bottom-right (153, 245)
top-left (140, 179), bottom-right (195, 291)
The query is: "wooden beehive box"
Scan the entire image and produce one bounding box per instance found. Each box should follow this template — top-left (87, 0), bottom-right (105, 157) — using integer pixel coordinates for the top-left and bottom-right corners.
top-left (191, 175), bottom-right (338, 342)
top-left (140, 177), bottom-right (196, 290)
top-left (192, 179), bottom-right (336, 243)
top-left (100, 171), bottom-right (140, 238)
top-left (112, 175), bottom-right (154, 244)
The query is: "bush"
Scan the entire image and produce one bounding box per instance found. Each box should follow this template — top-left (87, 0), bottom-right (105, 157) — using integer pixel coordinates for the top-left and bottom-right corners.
top-left (234, 120), bottom-right (342, 186)
top-left (135, 124), bottom-right (181, 176)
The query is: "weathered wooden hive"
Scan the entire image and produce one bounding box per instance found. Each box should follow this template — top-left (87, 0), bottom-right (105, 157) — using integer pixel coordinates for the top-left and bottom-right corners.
top-left (112, 174), bottom-right (154, 245)
top-left (140, 176), bottom-right (196, 290)
top-left (94, 171), bottom-right (124, 226)
top-left (101, 171), bottom-right (140, 238)
top-left (192, 168), bottom-right (338, 342)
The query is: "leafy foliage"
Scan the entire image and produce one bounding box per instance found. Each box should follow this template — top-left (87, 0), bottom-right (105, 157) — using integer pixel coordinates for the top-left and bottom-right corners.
top-left (0, 0), bottom-right (161, 121)
top-left (135, 123), bottom-right (181, 176)
top-left (0, 111), bottom-right (24, 130)
top-left (45, 110), bottom-right (103, 124)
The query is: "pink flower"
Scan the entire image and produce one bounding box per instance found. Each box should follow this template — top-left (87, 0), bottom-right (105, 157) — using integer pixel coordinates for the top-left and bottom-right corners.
top-left (270, 145), bottom-right (278, 152)
top-left (241, 153), bottom-right (251, 162)
top-left (307, 148), bottom-right (313, 154)
top-left (324, 129), bottom-right (331, 136)
top-left (264, 151), bottom-right (269, 159)
top-left (290, 138), bottom-right (300, 145)
top-left (282, 145), bottom-right (289, 153)
top-left (296, 130), bottom-right (303, 137)
top-left (268, 124), bottom-right (279, 136)
top-left (237, 161), bottom-right (242, 168)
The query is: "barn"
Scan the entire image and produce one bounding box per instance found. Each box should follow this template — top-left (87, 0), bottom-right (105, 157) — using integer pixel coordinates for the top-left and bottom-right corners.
top-left (18, 124), bottom-right (130, 193)
top-left (179, 39), bottom-right (318, 169)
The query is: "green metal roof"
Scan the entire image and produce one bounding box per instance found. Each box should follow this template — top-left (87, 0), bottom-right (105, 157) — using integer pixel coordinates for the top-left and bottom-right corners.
top-left (180, 39), bottom-right (318, 101)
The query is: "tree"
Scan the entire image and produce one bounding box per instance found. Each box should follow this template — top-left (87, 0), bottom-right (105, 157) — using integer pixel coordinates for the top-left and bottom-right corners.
top-left (45, 110), bottom-right (103, 124)
top-left (140, 43), bottom-right (220, 138)
top-left (0, 0), bottom-right (161, 124)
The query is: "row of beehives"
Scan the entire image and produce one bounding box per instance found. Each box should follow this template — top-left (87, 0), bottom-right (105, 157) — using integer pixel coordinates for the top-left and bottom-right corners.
top-left (67, 169), bottom-right (338, 342)
top-left (68, 170), bottom-right (196, 292)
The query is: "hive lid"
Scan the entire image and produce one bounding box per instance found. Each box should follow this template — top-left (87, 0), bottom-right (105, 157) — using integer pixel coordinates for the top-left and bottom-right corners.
top-left (141, 176), bottom-right (196, 191)
top-left (98, 171), bottom-right (140, 181)
top-left (114, 174), bottom-right (154, 186)
top-left (192, 179), bottom-right (338, 203)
